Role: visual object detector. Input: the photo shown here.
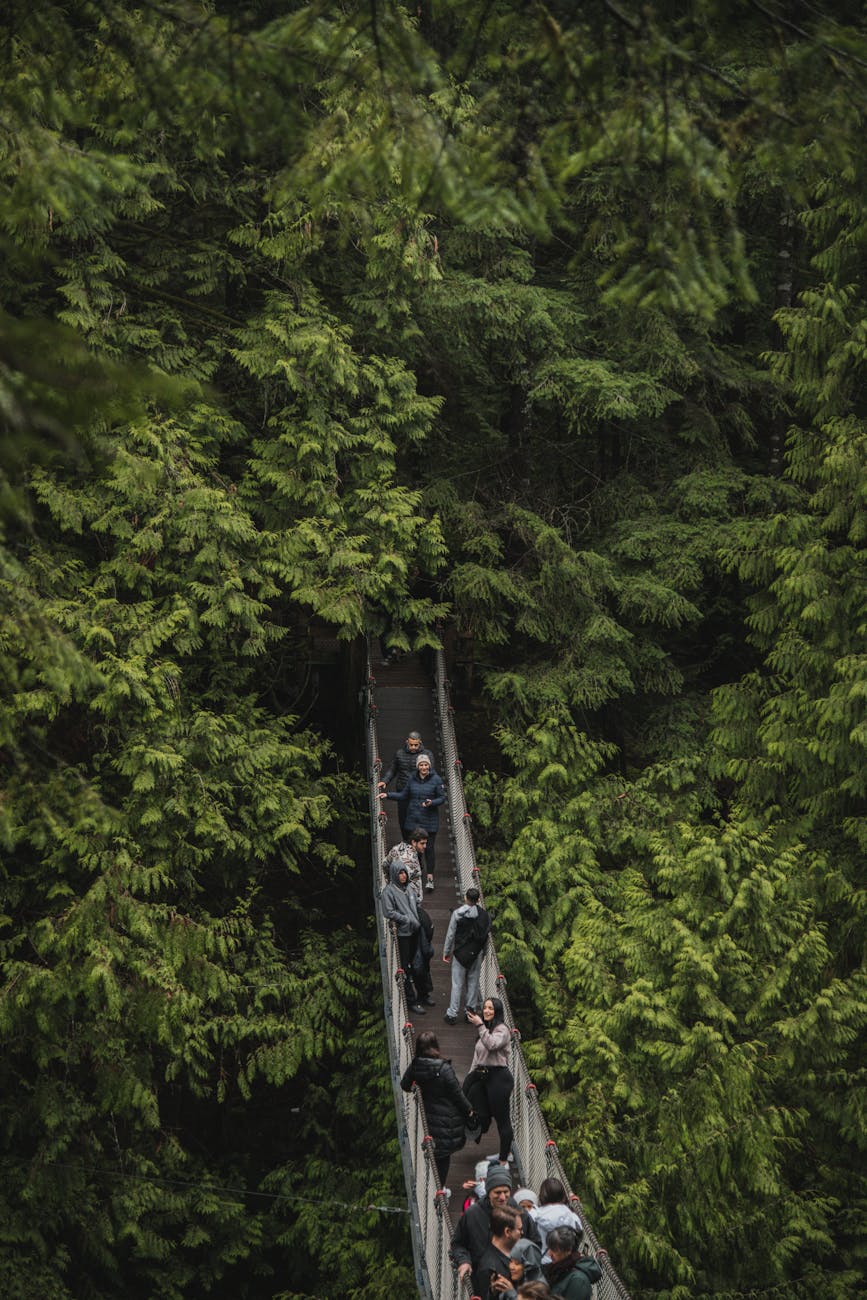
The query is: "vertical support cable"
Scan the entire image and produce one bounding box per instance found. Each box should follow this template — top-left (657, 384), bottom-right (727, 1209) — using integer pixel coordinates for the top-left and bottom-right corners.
top-left (433, 650), bottom-right (632, 1300)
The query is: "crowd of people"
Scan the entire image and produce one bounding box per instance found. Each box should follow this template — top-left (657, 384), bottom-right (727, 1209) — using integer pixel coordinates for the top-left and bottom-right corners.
top-left (449, 1162), bottom-right (599, 1299)
top-left (378, 729), bottom-right (604, 1300)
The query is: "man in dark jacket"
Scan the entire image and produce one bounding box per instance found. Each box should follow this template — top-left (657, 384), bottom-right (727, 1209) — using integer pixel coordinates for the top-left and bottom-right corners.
top-left (377, 731), bottom-right (435, 837)
top-left (380, 861), bottom-right (425, 1015)
top-left (475, 1206), bottom-right (522, 1300)
top-left (451, 1165), bottom-right (541, 1292)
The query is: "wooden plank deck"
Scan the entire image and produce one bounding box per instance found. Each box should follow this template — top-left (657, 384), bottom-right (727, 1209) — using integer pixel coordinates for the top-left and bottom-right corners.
top-left (372, 648), bottom-right (495, 1219)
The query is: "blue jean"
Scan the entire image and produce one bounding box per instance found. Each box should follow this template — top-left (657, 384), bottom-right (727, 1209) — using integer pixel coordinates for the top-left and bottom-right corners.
top-left (446, 953), bottom-right (482, 1018)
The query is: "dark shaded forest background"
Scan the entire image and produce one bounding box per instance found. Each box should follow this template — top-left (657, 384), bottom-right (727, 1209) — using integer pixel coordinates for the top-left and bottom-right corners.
top-left (1, 2), bottom-right (865, 1297)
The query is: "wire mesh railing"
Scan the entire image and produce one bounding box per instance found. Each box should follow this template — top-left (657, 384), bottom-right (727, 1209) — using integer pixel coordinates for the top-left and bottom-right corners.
top-left (367, 646), bottom-right (631, 1300)
top-left (434, 652), bottom-right (631, 1300)
top-left (367, 671), bottom-right (471, 1300)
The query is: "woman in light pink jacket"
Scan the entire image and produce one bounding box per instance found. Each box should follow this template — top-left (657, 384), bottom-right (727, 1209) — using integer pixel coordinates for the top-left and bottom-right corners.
top-left (465, 996), bottom-right (514, 1163)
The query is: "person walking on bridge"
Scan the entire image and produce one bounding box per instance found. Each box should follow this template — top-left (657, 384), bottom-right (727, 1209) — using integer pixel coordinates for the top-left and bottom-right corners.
top-left (443, 886), bottom-right (490, 1024)
top-left (380, 861), bottom-right (426, 1016)
top-left (378, 730), bottom-right (434, 838)
top-left (400, 1030), bottom-right (474, 1188)
top-left (379, 753), bottom-right (445, 890)
top-left (381, 827), bottom-right (428, 901)
top-left (464, 997), bottom-right (515, 1166)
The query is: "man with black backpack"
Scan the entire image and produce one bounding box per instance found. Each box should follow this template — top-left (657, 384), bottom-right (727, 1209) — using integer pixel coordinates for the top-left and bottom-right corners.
top-left (442, 886), bottom-right (491, 1025)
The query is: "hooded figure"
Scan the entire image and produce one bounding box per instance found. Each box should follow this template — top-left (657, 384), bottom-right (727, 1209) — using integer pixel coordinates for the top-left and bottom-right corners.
top-left (380, 860), bottom-right (424, 1013)
top-left (505, 1236), bottom-right (545, 1294)
top-left (380, 859), bottom-right (421, 937)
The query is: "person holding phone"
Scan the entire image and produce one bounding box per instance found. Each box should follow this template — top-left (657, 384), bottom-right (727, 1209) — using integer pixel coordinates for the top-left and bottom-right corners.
top-left (378, 753), bottom-right (445, 889)
top-left (464, 997), bottom-right (515, 1164)
top-left (489, 1236), bottom-right (545, 1296)
top-left (476, 1206), bottom-right (523, 1300)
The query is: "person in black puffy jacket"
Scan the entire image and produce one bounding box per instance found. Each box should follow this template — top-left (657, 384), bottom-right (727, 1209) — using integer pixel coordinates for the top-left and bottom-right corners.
top-left (401, 1030), bottom-right (474, 1187)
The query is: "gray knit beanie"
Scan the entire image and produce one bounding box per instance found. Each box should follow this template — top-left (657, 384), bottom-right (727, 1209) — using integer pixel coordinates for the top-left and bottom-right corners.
top-left (485, 1165), bottom-right (513, 1194)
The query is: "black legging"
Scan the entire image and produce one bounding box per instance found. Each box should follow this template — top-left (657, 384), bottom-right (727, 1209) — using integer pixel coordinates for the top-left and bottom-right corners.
top-left (423, 830), bottom-right (437, 877)
top-left (396, 931), bottom-right (419, 1005)
top-left (434, 1150), bottom-right (451, 1187)
top-left (485, 1065), bottom-right (514, 1161)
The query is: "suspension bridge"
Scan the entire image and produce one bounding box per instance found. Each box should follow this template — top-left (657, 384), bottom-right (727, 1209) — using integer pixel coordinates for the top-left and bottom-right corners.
top-left (366, 645), bottom-right (632, 1300)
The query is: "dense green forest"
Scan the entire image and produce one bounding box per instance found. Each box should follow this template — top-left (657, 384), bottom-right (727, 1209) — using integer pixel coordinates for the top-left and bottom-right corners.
top-left (1, 2), bottom-right (865, 1297)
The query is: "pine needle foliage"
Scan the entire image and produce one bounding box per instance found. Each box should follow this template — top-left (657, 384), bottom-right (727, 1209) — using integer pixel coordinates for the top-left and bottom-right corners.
top-left (3, 0), bottom-right (867, 1295)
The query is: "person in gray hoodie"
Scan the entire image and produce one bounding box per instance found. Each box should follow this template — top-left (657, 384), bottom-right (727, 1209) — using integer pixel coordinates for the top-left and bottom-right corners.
top-left (380, 860), bottom-right (426, 1015)
top-left (443, 886), bottom-right (490, 1024)
top-left (487, 1236), bottom-right (545, 1298)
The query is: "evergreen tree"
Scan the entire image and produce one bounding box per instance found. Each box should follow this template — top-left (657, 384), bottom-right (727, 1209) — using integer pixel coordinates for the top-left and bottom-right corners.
top-left (3, 0), bottom-right (867, 1295)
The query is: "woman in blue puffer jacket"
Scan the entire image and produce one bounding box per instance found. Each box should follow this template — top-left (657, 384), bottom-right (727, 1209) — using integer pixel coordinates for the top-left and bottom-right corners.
top-left (379, 754), bottom-right (446, 889)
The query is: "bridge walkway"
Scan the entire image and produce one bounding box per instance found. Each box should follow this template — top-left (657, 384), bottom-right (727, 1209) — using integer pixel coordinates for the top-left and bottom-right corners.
top-left (367, 644), bottom-right (631, 1300)
top-left (372, 650), bottom-right (486, 1203)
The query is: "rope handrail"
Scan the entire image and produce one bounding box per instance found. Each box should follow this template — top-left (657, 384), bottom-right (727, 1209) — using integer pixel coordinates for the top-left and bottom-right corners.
top-left (368, 686), bottom-right (470, 1300)
top-left (368, 646), bottom-right (631, 1300)
top-left (434, 654), bottom-right (631, 1300)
